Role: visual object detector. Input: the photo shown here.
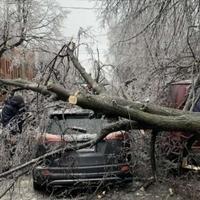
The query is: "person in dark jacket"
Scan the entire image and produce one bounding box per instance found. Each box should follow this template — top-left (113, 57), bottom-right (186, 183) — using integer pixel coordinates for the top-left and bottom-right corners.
top-left (193, 100), bottom-right (200, 112)
top-left (2, 95), bottom-right (26, 135)
top-left (1, 95), bottom-right (26, 170)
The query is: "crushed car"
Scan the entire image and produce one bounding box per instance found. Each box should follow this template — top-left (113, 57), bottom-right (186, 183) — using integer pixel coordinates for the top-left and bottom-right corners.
top-left (32, 108), bottom-right (132, 190)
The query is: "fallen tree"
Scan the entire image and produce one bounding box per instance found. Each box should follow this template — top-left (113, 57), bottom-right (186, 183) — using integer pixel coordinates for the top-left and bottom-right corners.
top-left (0, 43), bottom-right (199, 181)
top-left (1, 78), bottom-right (200, 133)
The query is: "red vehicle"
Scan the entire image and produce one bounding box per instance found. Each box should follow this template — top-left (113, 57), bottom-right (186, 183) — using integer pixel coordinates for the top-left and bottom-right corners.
top-left (168, 80), bottom-right (191, 141)
top-left (167, 80), bottom-right (200, 170)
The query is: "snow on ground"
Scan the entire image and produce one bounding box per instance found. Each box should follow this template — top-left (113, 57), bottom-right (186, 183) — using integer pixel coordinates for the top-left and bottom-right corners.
top-left (0, 176), bottom-right (183, 200)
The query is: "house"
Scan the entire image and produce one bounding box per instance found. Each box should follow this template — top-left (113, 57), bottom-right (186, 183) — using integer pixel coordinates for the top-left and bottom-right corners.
top-left (0, 48), bottom-right (36, 102)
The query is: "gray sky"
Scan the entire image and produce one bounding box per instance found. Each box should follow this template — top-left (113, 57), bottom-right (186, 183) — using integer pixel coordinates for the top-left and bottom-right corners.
top-left (56, 0), bottom-right (108, 71)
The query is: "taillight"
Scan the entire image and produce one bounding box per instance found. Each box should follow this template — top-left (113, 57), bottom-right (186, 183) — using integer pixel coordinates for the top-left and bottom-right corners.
top-left (120, 165), bottom-right (130, 173)
top-left (104, 131), bottom-right (129, 141)
top-left (36, 133), bottom-right (66, 144)
top-left (45, 134), bottom-right (64, 143)
top-left (42, 169), bottom-right (50, 176)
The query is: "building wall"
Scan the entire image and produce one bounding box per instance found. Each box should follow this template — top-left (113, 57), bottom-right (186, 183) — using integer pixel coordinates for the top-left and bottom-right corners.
top-left (0, 50), bottom-right (35, 103)
top-left (0, 57), bottom-right (34, 80)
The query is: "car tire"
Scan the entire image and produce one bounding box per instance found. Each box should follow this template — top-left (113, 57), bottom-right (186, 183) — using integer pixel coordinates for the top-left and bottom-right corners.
top-left (33, 181), bottom-right (42, 191)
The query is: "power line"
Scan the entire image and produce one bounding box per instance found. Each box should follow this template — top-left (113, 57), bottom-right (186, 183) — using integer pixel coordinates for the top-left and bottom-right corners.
top-left (62, 0), bottom-right (92, 2)
top-left (62, 0), bottom-right (92, 1)
top-left (61, 6), bottom-right (100, 10)
top-left (64, 35), bottom-right (107, 40)
top-left (60, 0), bottom-right (101, 1)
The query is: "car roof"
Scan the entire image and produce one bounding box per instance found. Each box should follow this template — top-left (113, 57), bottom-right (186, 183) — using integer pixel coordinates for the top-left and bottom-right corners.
top-left (49, 108), bottom-right (94, 116)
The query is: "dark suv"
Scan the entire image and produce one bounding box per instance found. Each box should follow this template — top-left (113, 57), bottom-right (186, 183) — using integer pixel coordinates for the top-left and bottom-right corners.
top-left (32, 109), bottom-right (132, 190)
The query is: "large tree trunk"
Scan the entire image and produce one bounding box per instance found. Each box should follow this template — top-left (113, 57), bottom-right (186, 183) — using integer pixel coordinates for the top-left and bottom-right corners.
top-left (47, 84), bottom-right (200, 133)
top-left (1, 78), bottom-right (200, 133)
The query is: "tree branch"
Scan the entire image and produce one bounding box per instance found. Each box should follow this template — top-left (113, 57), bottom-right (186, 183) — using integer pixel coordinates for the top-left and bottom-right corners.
top-left (66, 45), bottom-right (106, 94)
top-left (0, 79), bottom-right (52, 96)
top-left (47, 84), bottom-right (200, 133)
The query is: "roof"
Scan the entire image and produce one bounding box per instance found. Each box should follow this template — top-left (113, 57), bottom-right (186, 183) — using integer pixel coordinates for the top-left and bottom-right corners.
top-left (49, 108), bottom-right (94, 116)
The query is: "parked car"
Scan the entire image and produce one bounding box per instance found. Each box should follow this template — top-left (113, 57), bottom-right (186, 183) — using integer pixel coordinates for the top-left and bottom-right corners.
top-left (163, 80), bottom-right (200, 171)
top-left (32, 108), bottom-right (132, 190)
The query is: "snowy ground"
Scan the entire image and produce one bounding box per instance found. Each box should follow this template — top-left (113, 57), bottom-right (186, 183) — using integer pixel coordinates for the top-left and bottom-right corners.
top-left (0, 176), bottom-right (184, 200)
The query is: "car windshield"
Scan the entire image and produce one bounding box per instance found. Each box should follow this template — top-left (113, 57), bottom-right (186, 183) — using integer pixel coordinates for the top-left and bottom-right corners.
top-left (46, 113), bottom-right (108, 135)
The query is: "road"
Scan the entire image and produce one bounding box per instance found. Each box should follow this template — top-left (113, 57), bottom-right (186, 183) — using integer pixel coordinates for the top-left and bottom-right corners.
top-left (0, 176), bottom-right (182, 200)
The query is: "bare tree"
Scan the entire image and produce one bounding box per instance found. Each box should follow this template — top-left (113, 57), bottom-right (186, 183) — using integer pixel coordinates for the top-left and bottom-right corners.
top-left (0, 0), bottom-right (67, 58)
top-left (98, 0), bottom-right (200, 103)
top-left (0, 42), bottom-right (200, 198)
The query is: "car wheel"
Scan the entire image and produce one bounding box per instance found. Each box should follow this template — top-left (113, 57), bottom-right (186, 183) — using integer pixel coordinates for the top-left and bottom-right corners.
top-left (179, 134), bottom-right (200, 174)
top-left (33, 181), bottom-right (42, 191)
top-left (35, 144), bottom-right (47, 158)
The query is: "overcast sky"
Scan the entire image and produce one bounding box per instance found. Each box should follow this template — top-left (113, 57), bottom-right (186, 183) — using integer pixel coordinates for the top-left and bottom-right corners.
top-left (56, 0), bottom-right (108, 71)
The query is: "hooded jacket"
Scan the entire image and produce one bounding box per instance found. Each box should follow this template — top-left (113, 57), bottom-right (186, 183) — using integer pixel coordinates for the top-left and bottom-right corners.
top-left (1, 96), bottom-right (26, 134)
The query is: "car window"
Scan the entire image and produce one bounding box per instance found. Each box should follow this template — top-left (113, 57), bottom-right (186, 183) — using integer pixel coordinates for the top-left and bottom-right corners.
top-left (46, 114), bottom-right (107, 135)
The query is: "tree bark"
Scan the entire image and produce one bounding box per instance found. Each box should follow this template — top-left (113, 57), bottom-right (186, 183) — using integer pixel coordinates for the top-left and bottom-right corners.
top-left (0, 79), bottom-right (52, 96)
top-left (66, 47), bottom-right (106, 94)
top-left (48, 84), bottom-right (200, 133)
top-left (1, 79), bottom-right (200, 133)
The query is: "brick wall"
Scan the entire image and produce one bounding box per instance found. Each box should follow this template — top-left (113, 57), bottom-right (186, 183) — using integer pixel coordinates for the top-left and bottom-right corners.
top-left (0, 52), bottom-right (35, 103)
top-left (0, 58), bottom-right (34, 80)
